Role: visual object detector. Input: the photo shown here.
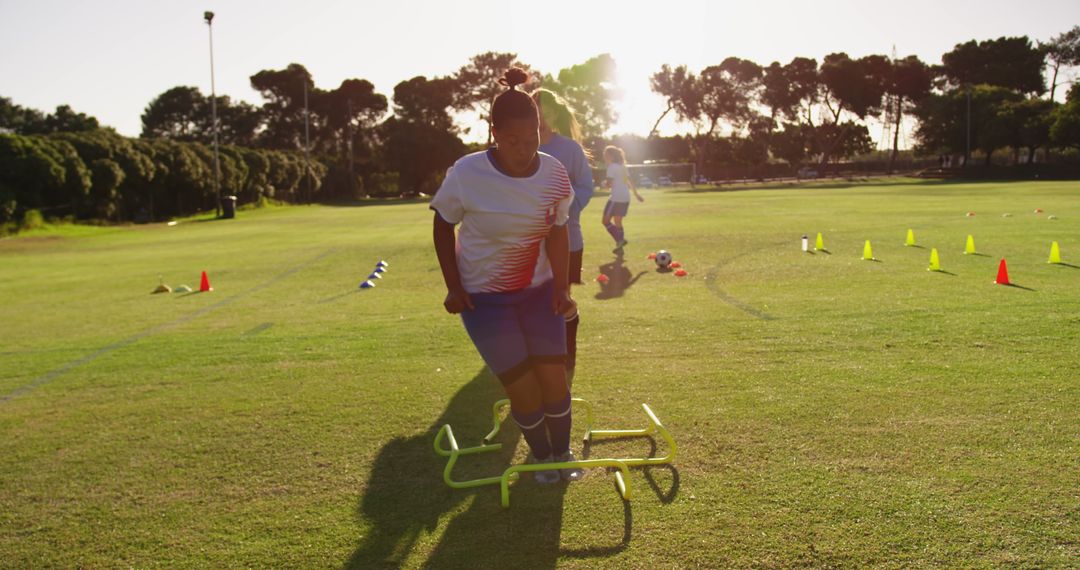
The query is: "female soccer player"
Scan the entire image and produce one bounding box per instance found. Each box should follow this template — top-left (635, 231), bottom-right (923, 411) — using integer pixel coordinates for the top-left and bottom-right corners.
top-left (533, 88), bottom-right (593, 384)
top-left (431, 68), bottom-right (584, 483)
top-left (601, 145), bottom-right (644, 253)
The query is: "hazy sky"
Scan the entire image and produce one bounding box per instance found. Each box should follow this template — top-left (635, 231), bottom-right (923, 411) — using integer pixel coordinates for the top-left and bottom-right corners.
top-left (2, 0), bottom-right (1078, 146)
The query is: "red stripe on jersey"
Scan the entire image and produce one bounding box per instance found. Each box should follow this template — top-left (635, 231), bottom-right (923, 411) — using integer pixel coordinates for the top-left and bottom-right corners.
top-left (482, 167), bottom-right (572, 292)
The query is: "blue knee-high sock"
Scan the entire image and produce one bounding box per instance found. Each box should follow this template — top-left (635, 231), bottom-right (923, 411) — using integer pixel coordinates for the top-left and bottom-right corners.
top-left (544, 393), bottom-right (573, 456)
top-left (605, 223), bottom-right (620, 243)
top-left (613, 225), bottom-right (625, 243)
top-left (564, 312), bottom-right (579, 372)
top-left (511, 407), bottom-right (552, 460)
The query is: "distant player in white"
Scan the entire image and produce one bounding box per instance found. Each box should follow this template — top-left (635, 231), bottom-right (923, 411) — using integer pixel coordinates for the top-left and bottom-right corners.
top-left (601, 145), bottom-right (644, 253)
top-left (431, 68), bottom-right (584, 483)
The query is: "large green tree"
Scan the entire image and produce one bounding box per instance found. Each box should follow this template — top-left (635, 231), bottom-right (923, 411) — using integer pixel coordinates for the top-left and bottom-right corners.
top-left (885, 55), bottom-right (934, 171)
top-left (379, 76), bottom-right (464, 195)
top-left (816, 53), bottom-right (889, 163)
top-left (761, 57), bottom-right (819, 124)
top-left (1042, 26), bottom-right (1080, 102)
top-left (914, 85), bottom-right (1024, 163)
top-left (0, 97), bottom-right (99, 135)
top-left (940, 36), bottom-right (1046, 95)
top-left (250, 63), bottom-right (316, 150)
top-left (1049, 87), bottom-right (1080, 149)
top-left (543, 54), bottom-right (618, 138)
top-left (649, 64), bottom-right (694, 136)
top-left (451, 52), bottom-right (535, 144)
top-left (141, 86), bottom-right (262, 146)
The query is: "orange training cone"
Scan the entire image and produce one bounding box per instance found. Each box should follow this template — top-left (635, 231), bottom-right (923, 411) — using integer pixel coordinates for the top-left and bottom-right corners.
top-left (994, 258), bottom-right (1010, 285)
top-left (199, 271), bottom-right (213, 292)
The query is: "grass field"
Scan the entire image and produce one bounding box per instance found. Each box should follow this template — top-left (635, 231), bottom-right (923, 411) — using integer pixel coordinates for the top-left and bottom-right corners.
top-left (1, 178), bottom-right (1078, 568)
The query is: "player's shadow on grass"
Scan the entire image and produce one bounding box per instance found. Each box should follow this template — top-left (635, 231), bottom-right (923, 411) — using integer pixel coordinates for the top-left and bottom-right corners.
top-left (347, 366), bottom-right (628, 569)
top-left (596, 252), bottom-right (647, 300)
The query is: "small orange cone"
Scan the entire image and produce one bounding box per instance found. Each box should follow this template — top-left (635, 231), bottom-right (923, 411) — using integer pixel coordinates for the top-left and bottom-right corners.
top-left (596, 274), bottom-right (609, 284)
top-left (674, 269), bottom-right (688, 277)
top-left (994, 258), bottom-right (1010, 285)
top-left (670, 261), bottom-right (682, 269)
top-left (199, 271), bottom-right (213, 292)
top-left (647, 252), bottom-right (657, 260)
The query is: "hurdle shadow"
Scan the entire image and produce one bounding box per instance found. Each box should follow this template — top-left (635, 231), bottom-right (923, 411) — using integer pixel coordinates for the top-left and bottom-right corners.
top-left (596, 252), bottom-right (647, 300)
top-left (348, 366), bottom-right (627, 568)
top-left (583, 435), bottom-right (680, 505)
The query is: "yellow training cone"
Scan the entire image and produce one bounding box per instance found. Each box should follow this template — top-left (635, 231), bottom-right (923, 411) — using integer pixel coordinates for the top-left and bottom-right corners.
top-left (815, 232), bottom-right (825, 251)
top-left (905, 229), bottom-right (916, 247)
top-left (964, 235), bottom-right (976, 255)
top-left (928, 248), bottom-right (942, 271)
top-left (863, 240), bottom-right (875, 261)
top-left (1048, 241), bottom-right (1062, 264)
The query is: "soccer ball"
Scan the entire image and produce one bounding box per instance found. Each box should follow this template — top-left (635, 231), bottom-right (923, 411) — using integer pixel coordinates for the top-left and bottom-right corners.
top-left (654, 250), bottom-right (673, 269)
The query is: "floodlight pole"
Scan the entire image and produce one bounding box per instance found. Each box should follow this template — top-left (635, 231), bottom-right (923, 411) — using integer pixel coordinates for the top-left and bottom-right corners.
top-left (347, 98), bottom-right (356, 197)
top-left (965, 87), bottom-right (971, 168)
top-left (205, 11), bottom-right (222, 217)
top-left (303, 79), bottom-right (311, 204)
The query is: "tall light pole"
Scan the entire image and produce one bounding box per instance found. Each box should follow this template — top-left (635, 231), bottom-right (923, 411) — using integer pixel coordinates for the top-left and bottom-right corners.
top-left (205, 11), bottom-right (222, 217)
top-left (965, 85), bottom-right (971, 168)
top-left (303, 78), bottom-right (311, 203)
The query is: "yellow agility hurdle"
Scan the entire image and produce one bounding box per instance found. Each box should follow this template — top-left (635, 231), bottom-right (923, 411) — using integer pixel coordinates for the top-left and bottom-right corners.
top-left (434, 398), bottom-right (677, 508)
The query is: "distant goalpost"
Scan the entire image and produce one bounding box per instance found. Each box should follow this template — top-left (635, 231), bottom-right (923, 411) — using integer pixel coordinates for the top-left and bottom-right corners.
top-left (624, 162), bottom-right (700, 188)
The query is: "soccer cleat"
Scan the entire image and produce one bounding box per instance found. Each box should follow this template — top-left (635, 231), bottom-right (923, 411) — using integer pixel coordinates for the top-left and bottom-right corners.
top-left (528, 454), bottom-right (560, 484)
top-left (555, 450), bottom-right (585, 482)
top-left (617, 239), bottom-right (629, 247)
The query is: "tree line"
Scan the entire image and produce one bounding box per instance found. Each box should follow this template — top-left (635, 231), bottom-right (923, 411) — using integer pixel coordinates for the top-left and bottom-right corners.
top-left (2, 28), bottom-right (1080, 230)
top-left (647, 29), bottom-right (1080, 175)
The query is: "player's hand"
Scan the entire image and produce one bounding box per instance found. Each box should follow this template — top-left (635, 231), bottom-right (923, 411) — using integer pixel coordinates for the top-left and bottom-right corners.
top-left (552, 288), bottom-right (576, 317)
top-left (444, 287), bottom-right (474, 314)
top-left (636, 195), bottom-right (645, 203)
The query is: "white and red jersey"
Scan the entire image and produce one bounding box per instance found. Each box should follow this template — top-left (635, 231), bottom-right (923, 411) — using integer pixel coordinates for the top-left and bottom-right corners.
top-left (431, 150), bottom-right (574, 294)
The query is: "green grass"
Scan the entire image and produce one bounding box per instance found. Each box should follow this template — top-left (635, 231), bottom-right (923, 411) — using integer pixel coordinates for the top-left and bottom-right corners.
top-left (1, 178), bottom-right (1078, 568)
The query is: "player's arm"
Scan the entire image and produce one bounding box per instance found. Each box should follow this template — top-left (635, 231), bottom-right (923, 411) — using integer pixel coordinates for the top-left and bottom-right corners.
top-left (628, 169), bottom-right (644, 202)
top-left (545, 223), bottom-right (575, 316)
top-left (433, 213), bottom-right (473, 313)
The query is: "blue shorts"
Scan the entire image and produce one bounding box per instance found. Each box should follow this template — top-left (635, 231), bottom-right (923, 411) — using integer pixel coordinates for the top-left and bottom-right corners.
top-left (460, 280), bottom-right (567, 385)
top-left (604, 200), bottom-right (630, 218)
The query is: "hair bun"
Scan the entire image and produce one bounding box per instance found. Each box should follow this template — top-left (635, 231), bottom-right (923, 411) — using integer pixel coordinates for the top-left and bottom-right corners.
top-left (498, 67), bottom-right (530, 90)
